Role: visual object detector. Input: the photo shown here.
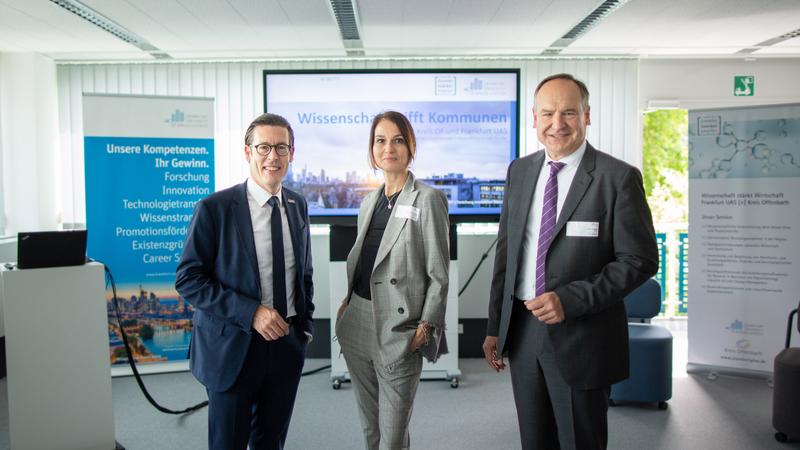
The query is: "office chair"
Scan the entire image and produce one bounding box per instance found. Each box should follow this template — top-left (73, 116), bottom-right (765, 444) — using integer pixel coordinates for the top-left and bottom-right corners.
top-left (773, 299), bottom-right (800, 443)
top-left (609, 278), bottom-right (672, 409)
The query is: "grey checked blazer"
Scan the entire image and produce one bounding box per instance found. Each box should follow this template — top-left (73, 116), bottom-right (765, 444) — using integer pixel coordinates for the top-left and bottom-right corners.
top-left (340, 172), bottom-right (450, 369)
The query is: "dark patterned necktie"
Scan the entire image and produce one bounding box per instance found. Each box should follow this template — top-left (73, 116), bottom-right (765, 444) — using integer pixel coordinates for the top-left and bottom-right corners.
top-left (535, 161), bottom-right (565, 297)
top-left (268, 196), bottom-right (287, 317)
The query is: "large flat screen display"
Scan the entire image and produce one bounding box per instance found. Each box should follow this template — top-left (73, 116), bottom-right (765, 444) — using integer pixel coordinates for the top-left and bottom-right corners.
top-left (264, 69), bottom-right (519, 223)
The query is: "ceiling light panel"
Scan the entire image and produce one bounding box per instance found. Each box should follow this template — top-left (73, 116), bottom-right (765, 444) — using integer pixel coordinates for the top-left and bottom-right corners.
top-left (49, 0), bottom-right (170, 58)
top-left (329, 0), bottom-right (361, 40)
top-left (565, 0), bottom-right (800, 56)
top-left (50, 0), bottom-right (144, 46)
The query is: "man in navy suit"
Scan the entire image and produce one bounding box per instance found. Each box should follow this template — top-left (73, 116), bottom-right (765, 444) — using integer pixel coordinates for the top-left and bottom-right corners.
top-left (176, 113), bottom-right (314, 450)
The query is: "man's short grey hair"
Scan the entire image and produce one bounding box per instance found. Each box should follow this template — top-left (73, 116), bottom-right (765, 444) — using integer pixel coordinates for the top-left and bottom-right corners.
top-left (534, 73), bottom-right (590, 110)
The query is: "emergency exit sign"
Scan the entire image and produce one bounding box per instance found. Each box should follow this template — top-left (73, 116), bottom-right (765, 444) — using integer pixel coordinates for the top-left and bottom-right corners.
top-left (734, 76), bottom-right (754, 96)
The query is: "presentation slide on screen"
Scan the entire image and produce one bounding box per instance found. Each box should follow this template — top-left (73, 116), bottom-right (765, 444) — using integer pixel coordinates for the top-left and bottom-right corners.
top-left (265, 71), bottom-right (519, 217)
top-left (688, 104), bottom-right (800, 373)
top-left (83, 94), bottom-right (214, 366)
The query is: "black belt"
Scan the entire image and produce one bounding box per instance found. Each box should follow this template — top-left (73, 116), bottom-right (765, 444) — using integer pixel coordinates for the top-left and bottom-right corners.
top-left (285, 315), bottom-right (297, 325)
top-left (512, 297), bottom-right (531, 316)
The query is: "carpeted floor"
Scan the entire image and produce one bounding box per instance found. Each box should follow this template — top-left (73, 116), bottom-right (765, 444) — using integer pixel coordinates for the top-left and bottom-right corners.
top-left (1, 319), bottom-right (798, 449)
top-left (1, 357), bottom-right (798, 450)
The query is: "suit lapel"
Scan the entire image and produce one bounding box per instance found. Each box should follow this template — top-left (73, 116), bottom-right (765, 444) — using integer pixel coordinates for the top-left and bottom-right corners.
top-left (373, 172), bottom-right (418, 273)
top-left (553, 144), bottom-right (597, 239)
top-left (233, 182), bottom-right (259, 280)
top-left (347, 189), bottom-right (379, 283)
top-left (508, 153), bottom-right (544, 249)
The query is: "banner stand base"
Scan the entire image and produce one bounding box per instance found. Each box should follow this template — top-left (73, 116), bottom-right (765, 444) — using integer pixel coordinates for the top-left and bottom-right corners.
top-left (687, 362), bottom-right (772, 384)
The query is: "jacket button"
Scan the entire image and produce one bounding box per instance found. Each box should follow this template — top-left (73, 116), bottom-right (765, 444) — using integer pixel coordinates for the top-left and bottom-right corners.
top-left (390, 278), bottom-right (397, 285)
top-left (398, 307), bottom-right (404, 314)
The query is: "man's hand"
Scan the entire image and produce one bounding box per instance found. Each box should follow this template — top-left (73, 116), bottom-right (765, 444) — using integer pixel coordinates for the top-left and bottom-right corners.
top-left (252, 305), bottom-right (290, 341)
top-left (482, 335), bottom-right (506, 372)
top-left (526, 292), bottom-right (565, 324)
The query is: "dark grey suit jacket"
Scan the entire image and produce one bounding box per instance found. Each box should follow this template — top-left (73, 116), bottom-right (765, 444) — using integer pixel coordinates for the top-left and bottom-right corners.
top-left (487, 143), bottom-right (658, 389)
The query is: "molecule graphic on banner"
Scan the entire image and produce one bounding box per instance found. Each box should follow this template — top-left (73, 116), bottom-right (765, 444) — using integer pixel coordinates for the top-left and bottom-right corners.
top-left (689, 118), bottom-right (800, 179)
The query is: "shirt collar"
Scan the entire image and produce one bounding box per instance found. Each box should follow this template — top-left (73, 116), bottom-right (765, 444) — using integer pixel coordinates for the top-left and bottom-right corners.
top-left (544, 140), bottom-right (587, 168)
top-left (247, 178), bottom-right (282, 207)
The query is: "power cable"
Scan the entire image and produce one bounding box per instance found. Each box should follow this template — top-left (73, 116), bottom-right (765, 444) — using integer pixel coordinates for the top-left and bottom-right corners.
top-left (101, 261), bottom-right (208, 414)
top-left (99, 259), bottom-right (331, 415)
top-left (458, 236), bottom-right (499, 297)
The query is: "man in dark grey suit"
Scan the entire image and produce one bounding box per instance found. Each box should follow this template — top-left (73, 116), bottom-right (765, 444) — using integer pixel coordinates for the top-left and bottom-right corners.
top-left (483, 73), bottom-right (658, 449)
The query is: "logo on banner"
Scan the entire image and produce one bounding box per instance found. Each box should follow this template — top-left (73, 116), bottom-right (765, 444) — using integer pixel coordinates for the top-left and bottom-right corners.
top-left (165, 109), bottom-right (185, 124)
top-left (725, 319), bottom-right (764, 336)
top-left (164, 109), bottom-right (211, 129)
top-left (696, 115), bottom-right (721, 136)
top-left (721, 337), bottom-right (765, 365)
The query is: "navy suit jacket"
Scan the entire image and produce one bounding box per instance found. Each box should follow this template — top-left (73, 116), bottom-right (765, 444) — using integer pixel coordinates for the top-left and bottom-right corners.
top-left (176, 181), bottom-right (314, 392)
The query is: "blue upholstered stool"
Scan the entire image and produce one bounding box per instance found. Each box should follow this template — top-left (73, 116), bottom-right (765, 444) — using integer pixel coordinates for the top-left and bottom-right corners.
top-left (610, 279), bottom-right (673, 409)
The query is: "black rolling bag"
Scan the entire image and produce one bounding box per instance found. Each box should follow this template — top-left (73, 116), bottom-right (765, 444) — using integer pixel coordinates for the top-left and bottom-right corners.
top-left (773, 300), bottom-right (800, 443)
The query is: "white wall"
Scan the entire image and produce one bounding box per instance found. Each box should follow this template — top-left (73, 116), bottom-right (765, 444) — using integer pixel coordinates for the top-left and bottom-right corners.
top-left (0, 53), bottom-right (60, 235)
top-left (56, 58), bottom-right (638, 225)
top-left (640, 58), bottom-right (800, 110)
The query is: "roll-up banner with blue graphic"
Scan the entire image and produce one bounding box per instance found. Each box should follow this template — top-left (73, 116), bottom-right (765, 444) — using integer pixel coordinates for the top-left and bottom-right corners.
top-left (688, 104), bottom-right (800, 375)
top-left (83, 94), bottom-right (214, 369)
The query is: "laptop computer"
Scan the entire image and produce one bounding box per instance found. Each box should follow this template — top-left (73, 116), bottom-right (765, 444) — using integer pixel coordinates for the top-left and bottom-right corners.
top-left (16, 230), bottom-right (88, 269)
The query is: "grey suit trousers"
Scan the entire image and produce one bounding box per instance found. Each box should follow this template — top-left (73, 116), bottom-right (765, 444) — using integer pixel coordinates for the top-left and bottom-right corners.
top-left (337, 293), bottom-right (423, 450)
top-left (508, 299), bottom-right (610, 450)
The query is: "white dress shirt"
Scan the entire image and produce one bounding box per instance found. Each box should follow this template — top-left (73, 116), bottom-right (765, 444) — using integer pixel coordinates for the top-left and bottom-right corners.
top-left (246, 178), bottom-right (297, 318)
top-left (514, 141), bottom-right (587, 300)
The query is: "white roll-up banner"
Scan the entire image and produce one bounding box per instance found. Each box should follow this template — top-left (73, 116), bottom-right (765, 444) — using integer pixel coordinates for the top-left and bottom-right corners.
top-left (83, 94), bottom-right (214, 369)
top-left (688, 103), bottom-right (800, 375)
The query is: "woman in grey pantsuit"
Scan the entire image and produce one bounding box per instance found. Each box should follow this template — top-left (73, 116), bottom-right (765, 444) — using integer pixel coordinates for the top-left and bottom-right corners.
top-left (335, 111), bottom-right (450, 450)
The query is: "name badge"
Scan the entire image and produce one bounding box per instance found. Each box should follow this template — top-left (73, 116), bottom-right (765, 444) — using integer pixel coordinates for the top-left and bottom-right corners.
top-left (566, 221), bottom-right (599, 237)
top-left (394, 205), bottom-right (420, 221)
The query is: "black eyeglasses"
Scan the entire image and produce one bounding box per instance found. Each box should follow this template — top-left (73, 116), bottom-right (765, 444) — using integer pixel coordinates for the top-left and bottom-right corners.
top-left (250, 143), bottom-right (292, 156)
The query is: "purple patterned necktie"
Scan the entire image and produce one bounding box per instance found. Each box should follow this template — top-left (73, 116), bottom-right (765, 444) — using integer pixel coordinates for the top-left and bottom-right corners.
top-left (535, 161), bottom-right (565, 297)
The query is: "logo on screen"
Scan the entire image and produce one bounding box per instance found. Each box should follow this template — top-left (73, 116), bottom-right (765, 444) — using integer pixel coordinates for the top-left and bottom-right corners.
top-left (435, 76), bottom-right (456, 95)
top-left (465, 78), bottom-right (484, 92)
